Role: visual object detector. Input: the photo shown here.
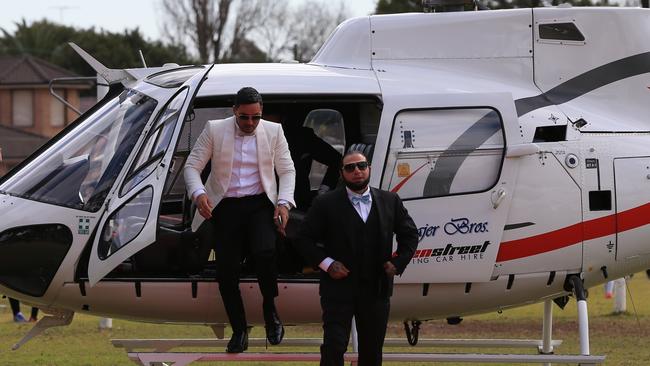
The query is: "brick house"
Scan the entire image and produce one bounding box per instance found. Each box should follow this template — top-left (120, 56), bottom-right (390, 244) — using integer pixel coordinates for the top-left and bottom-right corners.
top-left (0, 55), bottom-right (92, 175)
top-left (0, 125), bottom-right (49, 175)
top-left (0, 55), bottom-right (92, 137)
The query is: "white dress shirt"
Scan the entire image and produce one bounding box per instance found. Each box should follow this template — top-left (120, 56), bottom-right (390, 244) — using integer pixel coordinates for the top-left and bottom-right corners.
top-left (224, 133), bottom-right (263, 197)
top-left (319, 186), bottom-right (372, 272)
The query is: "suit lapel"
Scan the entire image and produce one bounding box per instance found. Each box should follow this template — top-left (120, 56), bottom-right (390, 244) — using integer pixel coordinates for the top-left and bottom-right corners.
top-left (339, 187), bottom-right (362, 250)
top-left (256, 121), bottom-right (273, 183)
top-left (217, 118), bottom-right (235, 192)
top-left (370, 188), bottom-right (387, 245)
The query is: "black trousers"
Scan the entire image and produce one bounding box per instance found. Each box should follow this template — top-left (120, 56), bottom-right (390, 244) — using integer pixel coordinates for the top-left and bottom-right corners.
top-left (320, 295), bottom-right (390, 366)
top-left (211, 194), bottom-right (278, 333)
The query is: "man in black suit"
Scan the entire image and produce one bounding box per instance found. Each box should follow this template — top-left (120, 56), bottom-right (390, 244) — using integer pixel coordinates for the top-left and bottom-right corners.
top-left (297, 151), bottom-right (418, 366)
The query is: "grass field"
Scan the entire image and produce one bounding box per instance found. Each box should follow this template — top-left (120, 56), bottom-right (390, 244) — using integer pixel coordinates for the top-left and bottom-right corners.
top-left (1, 274), bottom-right (649, 365)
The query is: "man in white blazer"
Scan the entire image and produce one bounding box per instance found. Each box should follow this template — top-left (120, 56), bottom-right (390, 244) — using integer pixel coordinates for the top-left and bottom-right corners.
top-left (184, 87), bottom-right (295, 353)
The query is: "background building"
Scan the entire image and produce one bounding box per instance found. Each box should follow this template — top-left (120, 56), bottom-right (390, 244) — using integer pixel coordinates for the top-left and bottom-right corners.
top-left (0, 55), bottom-right (91, 175)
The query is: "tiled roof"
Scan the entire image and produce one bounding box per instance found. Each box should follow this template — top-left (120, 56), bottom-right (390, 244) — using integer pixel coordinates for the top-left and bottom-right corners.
top-left (0, 125), bottom-right (49, 159)
top-left (0, 55), bottom-right (79, 85)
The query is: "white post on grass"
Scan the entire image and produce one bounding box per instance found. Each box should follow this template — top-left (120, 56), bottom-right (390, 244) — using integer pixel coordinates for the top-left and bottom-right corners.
top-left (99, 317), bottom-right (112, 329)
top-left (613, 277), bottom-right (627, 313)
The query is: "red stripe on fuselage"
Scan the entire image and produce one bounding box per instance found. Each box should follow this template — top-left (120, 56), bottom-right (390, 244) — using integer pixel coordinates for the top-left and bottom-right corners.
top-left (496, 202), bottom-right (650, 262)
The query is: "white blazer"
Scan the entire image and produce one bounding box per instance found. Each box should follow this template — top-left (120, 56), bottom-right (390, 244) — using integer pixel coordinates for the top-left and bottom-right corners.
top-left (184, 116), bottom-right (296, 231)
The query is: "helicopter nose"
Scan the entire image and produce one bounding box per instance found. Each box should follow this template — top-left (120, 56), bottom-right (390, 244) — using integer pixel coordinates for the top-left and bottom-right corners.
top-left (0, 224), bottom-right (73, 297)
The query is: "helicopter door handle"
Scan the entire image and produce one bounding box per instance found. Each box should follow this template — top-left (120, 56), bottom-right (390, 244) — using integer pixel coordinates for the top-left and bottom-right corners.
top-left (506, 143), bottom-right (540, 158)
top-left (156, 162), bottom-right (166, 179)
top-left (492, 189), bottom-right (506, 209)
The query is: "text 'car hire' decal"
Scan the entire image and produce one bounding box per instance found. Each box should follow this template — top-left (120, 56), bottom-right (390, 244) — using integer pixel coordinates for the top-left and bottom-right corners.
top-left (411, 241), bottom-right (491, 264)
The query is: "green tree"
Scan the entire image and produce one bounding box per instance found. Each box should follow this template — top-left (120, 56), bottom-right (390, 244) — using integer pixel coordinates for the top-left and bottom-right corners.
top-left (0, 19), bottom-right (197, 76)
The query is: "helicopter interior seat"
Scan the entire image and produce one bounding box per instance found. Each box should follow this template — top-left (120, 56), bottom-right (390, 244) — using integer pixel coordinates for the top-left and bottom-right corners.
top-left (133, 226), bottom-right (201, 275)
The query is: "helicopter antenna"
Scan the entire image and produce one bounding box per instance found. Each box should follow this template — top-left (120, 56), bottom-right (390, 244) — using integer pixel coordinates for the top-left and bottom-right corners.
top-left (138, 50), bottom-right (147, 68)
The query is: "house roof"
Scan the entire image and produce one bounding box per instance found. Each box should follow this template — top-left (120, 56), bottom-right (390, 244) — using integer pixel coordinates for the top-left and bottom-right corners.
top-left (0, 55), bottom-right (80, 85)
top-left (0, 125), bottom-right (49, 159)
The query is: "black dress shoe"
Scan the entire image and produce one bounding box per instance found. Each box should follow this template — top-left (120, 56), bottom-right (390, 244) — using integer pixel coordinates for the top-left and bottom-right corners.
top-left (264, 310), bottom-right (285, 345)
top-left (226, 330), bottom-right (248, 353)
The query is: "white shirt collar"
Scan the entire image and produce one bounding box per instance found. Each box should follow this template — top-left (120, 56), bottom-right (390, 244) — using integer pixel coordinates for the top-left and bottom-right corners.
top-left (346, 186), bottom-right (371, 199)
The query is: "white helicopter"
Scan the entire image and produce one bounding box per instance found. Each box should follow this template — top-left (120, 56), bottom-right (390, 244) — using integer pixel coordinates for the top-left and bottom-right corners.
top-left (0, 4), bottom-right (649, 357)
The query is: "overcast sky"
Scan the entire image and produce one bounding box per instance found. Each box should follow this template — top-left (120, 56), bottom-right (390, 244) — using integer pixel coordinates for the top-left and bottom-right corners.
top-left (0, 0), bottom-right (378, 41)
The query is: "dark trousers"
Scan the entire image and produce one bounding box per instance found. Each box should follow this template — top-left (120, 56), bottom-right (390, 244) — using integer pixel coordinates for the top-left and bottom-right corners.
top-left (9, 298), bottom-right (38, 318)
top-left (320, 295), bottom-right (390, 366)
top-left (211, 194), bottom-right (278, 333)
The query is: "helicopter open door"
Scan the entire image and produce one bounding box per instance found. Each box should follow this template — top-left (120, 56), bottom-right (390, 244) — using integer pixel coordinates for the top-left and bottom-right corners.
top-left (377, 92), bottom-right (524, 283)
top-left (87, 66), bottom-right (212, 286)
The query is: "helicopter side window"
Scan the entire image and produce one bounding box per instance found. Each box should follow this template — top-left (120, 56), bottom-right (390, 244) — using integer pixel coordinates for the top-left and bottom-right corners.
top-left (382, 108), bottom-right (505, 199)
top-left (539, 23), bottom-right (585, 42)
top-left (121, 88), bottom-right (189, 196)
top-left (303, 109), bottom-right (346, 192)
top-left (0, 89), bottom-right (157, 212)
top-left (98, 187), bottom-right (154, 260)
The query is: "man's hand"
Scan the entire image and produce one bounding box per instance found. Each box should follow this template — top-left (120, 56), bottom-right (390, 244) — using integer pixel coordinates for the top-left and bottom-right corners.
top-left (384, 261), bottom-right (397, 277)
top-left (196, 194), bottom-right (213, 219)
top-left (327, 261), bottom-right (350, 280)
top-left (274, 205), bottom-right (289, 236)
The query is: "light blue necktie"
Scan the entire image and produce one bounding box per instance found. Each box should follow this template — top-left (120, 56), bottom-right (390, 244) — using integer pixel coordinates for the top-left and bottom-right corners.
top-left (351, 195), bottom-right (370, 205)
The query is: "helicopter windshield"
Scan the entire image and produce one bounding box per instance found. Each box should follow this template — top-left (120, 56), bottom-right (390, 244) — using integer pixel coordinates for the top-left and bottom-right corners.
top-left (0, 89), bottom-right (157, 212)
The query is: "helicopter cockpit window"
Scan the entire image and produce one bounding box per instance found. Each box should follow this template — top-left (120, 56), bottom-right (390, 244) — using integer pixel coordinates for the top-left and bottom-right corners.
top-left (382, 108), bottom-right (504, 199)
top-left (145, 66), bottom-right (205, 88)
top-left (0, 89), bottom-right (157, 212)
top-left (121, 88), bottom-right (189, 196)
top-left (98, 187), bottom-right (153, 260)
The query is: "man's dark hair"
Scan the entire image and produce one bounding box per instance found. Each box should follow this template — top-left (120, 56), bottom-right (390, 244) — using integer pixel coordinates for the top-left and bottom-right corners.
top-left (234, 87), bottom-right (263, 107)
top-left (342, 150), bottom-right (369, 164)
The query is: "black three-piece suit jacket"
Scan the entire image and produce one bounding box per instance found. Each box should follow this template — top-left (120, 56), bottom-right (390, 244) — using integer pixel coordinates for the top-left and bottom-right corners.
top-left (297, 186), bottom-right (419, 300)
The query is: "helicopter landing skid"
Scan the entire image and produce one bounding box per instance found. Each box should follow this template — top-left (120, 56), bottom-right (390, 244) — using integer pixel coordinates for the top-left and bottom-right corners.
top-left (114, 298), bottom-right (604, 366)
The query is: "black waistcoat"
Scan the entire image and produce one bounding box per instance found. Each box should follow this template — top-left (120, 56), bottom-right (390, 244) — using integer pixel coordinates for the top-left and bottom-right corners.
top-left (350, 201), bottom-right (382, 287)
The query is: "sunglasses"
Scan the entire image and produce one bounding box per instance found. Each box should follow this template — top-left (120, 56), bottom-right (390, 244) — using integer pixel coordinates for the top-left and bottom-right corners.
top-left (342, 161), bottom-right (370, 173)
top-left (237, 114), bottom-right (262, 122)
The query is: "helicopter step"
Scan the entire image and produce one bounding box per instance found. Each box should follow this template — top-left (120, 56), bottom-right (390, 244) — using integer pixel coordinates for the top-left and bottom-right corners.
top-left (112, 337), bottom-right (563, 353)
top-left (124, 351), bottom-right (605, 366)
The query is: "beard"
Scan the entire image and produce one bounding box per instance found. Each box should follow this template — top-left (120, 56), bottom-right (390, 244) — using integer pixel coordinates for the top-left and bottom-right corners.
top-left (344, 177), bottom-right (370, 192)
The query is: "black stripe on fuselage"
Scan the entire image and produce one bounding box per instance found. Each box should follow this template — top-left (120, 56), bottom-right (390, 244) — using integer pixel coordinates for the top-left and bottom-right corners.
top-left (423, 110), bottom-right (502, 196)
top-left (515, 51), bottom-right (650, 117)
